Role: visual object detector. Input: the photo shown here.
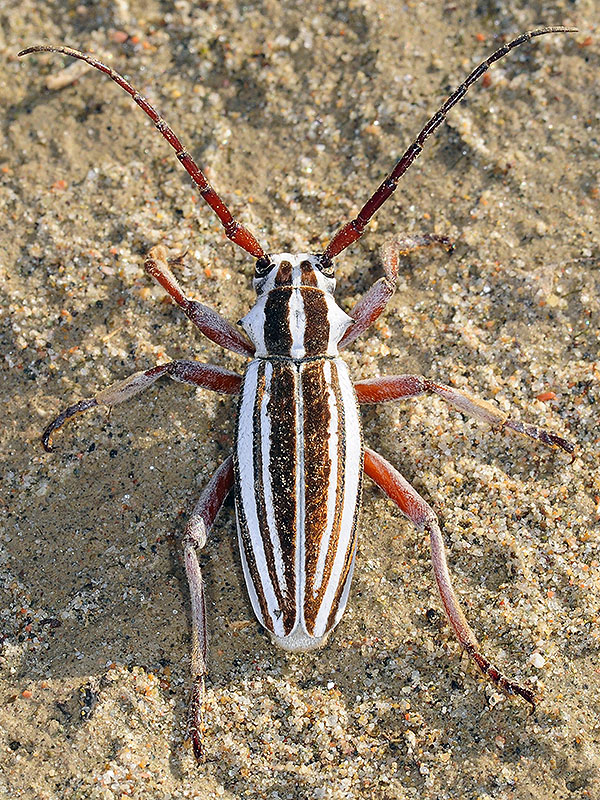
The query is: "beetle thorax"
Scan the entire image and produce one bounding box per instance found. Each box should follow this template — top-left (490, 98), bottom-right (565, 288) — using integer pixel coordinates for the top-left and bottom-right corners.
top-left (239, 253), bottom-right (354, 359)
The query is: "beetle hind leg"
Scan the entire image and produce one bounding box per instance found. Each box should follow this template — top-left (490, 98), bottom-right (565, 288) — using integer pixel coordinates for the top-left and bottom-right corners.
top-left (183, 456), bottom-right (234, 762)
top-left (363, 446), bottom-right (536, 707)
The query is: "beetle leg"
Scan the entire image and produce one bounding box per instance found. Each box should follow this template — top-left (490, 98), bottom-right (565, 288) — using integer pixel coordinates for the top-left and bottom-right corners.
top-left (183, 455), bottom-right (234, 762)
top-left (145, 246), bottom-right (255, 357)
top-left (42, 360), bottom-right (242, 451)
top-left (363, 446), bottom-right (535, 707)
top-left (339, 236), bottom-right (452, 350)
top-left (355, 374), bottom-right (574, 455)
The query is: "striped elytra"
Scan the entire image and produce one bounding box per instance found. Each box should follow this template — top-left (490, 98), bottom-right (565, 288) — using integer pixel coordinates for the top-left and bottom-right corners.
top-left (234, 254), bottom-right (363, 650)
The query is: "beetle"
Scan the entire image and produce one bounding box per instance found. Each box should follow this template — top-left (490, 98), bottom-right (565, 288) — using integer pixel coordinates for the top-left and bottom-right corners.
top-left (20, 27), bottom-right (576, 760)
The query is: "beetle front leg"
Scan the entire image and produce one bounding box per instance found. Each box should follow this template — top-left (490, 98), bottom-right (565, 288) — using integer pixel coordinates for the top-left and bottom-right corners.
top-left (145, 246), bottom-right (255, 357)
top-left (339, 236), bottom-right (452, 350)
top-left (355, 374), bottom-right (574, 454)
top-left (363, 446), bottom-right (535, 707)
top-left (183, 455), bottom-right (234, 762)
top-left (42, 360), bottom-right (242, 451)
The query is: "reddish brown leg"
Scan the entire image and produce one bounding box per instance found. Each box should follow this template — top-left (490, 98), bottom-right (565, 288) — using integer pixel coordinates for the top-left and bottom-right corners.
top-left (19, 46), bottom-right (266, 258)
top-left (363, 446), bottom-right (535, 706)
top-left (184, 455), bottom-right (234, 762)
top-left (340, 236), bottom-right (452, 350)
top-left (145, 246), bottom-right (255, 357)
top-left (42, 360), bottom-right (241, 451)
top-left (355, 374), bottom-right (574, 454)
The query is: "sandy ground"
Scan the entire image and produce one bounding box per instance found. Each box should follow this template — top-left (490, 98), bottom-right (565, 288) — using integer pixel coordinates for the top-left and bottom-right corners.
top-left (1, 1), bottom-right (599, 798)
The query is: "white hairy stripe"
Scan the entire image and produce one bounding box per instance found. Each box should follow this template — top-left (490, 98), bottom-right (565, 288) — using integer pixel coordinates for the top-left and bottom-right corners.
top-left (288, 288), bottom-right (306, 359)
top-left (313, 267), bottom-right (336, 295)
top-left (236, 361), bottom-right (285, 637)
top-left (291, 261), bottom-right (303, 287)
top-left (294, 361), bottom-right (306, 634)
top-left (312, 360), bottom-right (340, 594)
top-left (238, 529), bottom-right (267, 633)
top-left (333, 545), bottom-right (358, 628)
top-left (260, 360), bottom-right (287, 593)
top-left (238, 296), bottom-right (267, 356)
top-left (313, 360), bottom-right (362, 637)
top-left (325, 294), bottom-right (354, 353)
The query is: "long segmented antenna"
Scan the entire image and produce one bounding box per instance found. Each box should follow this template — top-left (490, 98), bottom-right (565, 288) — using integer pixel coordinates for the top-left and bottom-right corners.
top-left (324, 26), bottom-right (576, 259)
top-left (18, 45), bottom-right (266, 259)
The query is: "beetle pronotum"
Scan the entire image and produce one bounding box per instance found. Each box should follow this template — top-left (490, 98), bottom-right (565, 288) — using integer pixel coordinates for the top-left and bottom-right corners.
top-left (20, 26), bottom-right (576, 759)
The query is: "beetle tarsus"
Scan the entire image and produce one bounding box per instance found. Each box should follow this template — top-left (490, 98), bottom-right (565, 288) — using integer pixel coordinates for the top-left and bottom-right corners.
top-left (41, 397), bottom-right (99, 452)
top-left (392, 233), bottom-right (454, 257)
top-left (464, 642), bottom-right (536, 708)
top-left (187, 677), bottom-right (205, 763)
top-left (503, 418), bottom-right (575, 455)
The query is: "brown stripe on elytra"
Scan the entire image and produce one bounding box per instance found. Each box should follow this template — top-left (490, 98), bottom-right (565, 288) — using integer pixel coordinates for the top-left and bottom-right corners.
top-left (234, 363), bottom-right (273, 632)
top-left (274, 259), bottom-right (293, 286)
top-left (304, 362), bottom-right (348, 633)
top-left (267, 362), bottom-right (298, 634)
top-left (252, 363), bottom-right (288, 623)
top-left (301, 289), bottom-right (330, 356)
top-left (300, 259), bottom-right (318, 287)
top-left (300, 361), bottom-right (333, 627)
top-left (264, 289), bottom-right (293, 356)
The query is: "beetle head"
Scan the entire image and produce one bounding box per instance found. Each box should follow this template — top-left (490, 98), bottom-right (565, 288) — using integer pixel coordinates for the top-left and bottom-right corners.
top-left (253, 253), bottom-right (335, 296)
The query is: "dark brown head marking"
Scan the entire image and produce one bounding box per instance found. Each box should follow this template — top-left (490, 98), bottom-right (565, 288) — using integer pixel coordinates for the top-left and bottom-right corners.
top-left (300, 260), bottom-right (318, 287)
top-left (275, 260), bottom-right (293, 287)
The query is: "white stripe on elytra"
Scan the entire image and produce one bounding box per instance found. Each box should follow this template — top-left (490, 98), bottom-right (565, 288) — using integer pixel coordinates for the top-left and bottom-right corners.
top-left (313, 359), bottom-right (361, 638)
top-left (237, 521), bottom-right (265, 631)
top-left (333, 545), bottom-right (358, 628)
top-left (236, 361), bottom-right (285, 637)
top-left (312, 360), bottom-right (339, 594)
top-left (260, 361), bottom-right (287, 593)
top-left (295, 361), bottom-right (306, 633)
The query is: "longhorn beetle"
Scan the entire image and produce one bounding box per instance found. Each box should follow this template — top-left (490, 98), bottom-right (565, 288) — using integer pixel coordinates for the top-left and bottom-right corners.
top-left (20, 27), bottom-right (576, 760)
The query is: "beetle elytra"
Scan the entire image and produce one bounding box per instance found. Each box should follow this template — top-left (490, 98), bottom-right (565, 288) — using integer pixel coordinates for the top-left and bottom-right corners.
top-left (20, 26), bottom-right (576, 760)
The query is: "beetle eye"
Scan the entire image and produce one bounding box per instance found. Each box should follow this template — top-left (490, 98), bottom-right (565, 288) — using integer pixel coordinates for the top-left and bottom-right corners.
top-left (317, 254), bottom-right (334, 278)
top-left (255, 255), bottom-right (272, 277)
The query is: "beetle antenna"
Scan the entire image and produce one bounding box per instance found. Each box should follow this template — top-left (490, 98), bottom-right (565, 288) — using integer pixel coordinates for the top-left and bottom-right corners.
top-left (323, 26), bottom-right (577, 259)
top-left (18, 44), bottom-right (267, 259)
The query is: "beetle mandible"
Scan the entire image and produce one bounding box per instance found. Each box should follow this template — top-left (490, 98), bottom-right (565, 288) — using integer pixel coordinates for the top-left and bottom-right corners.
top-left (20, 27), bottom-right (576, 760)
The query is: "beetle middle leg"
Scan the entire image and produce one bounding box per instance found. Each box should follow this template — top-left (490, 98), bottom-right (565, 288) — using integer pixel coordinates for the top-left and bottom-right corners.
top-left (363, 446), bottom-right (535, 706)
top-left (183, 455), bottom-right (234, 762)
top-left (355, 374), bottom-right (574, 454)
top-left (42, 360), bottom-right (242, 450)
top-left (339, 236), bottom-right (452, 350)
